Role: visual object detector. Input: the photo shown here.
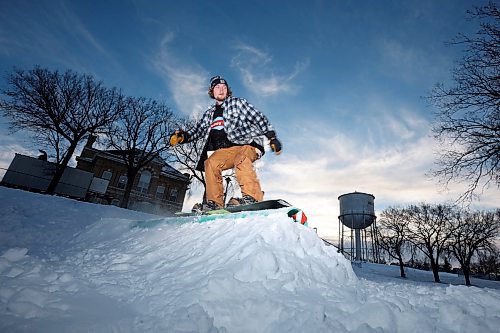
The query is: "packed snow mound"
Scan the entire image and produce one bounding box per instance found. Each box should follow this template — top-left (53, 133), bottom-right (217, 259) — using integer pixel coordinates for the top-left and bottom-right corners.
top-left (1, 187), bottom-right (500, 332)
top-left (73, 213), bottom-right (357, 332)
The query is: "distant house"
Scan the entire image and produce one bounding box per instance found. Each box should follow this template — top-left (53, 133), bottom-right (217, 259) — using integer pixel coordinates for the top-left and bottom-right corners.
top-left (1, 153), bottom-right (94, 199)
top-left (75, 136), bottom-right (190, 215)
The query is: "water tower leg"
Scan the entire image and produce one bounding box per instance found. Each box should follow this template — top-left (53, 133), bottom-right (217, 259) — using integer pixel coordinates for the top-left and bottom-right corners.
top-left (355, 229), bottom-right (361, 261)
top-left (338, 217), bottom-right (342, 252)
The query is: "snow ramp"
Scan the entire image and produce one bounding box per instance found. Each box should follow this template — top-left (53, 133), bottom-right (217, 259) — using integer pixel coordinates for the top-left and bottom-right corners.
top-left (66, 211), bottom-right (359, 332)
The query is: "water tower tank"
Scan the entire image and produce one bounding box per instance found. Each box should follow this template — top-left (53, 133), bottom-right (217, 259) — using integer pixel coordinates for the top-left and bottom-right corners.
top-left (338, 192), bottom-right (375, 229)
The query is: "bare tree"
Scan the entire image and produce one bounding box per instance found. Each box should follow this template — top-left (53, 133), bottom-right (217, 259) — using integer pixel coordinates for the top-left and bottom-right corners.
top-left (474, 246), bottom-right (500, 280)
top-left (377, 207), bottom-right (411, 278)
top-left (106, 96), bottom-right (176, 208)
top-left (406, 203), bottom-right (454, 282)
top-left (0, 67), bottom-right (124, 193)
top-left (169, 118), bottom-right (207, 202)
top-left (427, 2), bottom-right (500, 202)
top-left (447, 209), bottom-right (500, 285)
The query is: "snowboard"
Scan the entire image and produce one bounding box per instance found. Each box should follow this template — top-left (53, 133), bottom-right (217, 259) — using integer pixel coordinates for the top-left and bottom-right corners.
top-left (132, 199), bottom-right (308, 229)
top-left (176, 199), bottom-right (308, 225)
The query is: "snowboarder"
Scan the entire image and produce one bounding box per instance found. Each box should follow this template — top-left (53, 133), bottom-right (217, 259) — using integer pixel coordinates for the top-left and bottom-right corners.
top-left (169, 75), bottom-right (282, 211)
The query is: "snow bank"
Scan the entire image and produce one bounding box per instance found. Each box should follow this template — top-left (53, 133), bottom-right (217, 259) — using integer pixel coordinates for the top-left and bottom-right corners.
top-left (1, 187), bottom-right (500, 332)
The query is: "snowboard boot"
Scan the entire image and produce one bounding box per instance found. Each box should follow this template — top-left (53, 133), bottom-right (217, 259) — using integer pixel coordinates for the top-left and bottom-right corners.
top-left (191, 202), bottom-right (203, 212)
top-left (191, 200), bottom-right (223, 213)
top-left (226, 195), bottom-right (258, 207)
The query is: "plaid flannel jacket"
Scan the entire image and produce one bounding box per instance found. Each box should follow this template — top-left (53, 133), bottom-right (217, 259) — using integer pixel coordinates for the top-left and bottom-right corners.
top-left (187, 96), bottom-right (274, 148)
top-left (186, 96), bottom-right (275, 170)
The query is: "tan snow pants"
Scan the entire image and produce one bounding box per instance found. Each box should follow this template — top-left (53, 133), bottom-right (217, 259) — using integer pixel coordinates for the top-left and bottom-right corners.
top-left (204, 145), bottom-right (264, 207)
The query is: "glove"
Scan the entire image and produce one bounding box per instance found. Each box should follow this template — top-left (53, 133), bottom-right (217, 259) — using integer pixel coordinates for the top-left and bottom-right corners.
top-left (265, 131), bottom-right (282, 155)
top-left (269, 137), bottom-right (282, 155)
top-left (170, 130), bottom-right (186, 146)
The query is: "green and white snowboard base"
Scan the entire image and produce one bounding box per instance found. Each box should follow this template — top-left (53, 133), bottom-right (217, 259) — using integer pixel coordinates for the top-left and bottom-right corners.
top-left (132, 199), bottom-right (308, 228)
top-left (177, 199), bottom-right (291, 216)
top-left (176, 199), bottom-right (308, 225)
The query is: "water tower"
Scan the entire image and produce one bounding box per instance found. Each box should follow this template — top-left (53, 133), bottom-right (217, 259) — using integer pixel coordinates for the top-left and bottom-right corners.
top-left (338, 192), bottom-right (379, 262)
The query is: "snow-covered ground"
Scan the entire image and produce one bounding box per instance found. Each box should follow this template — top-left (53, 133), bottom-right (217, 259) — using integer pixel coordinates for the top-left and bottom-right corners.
top-left (1, 186), bottom-right (499, 333)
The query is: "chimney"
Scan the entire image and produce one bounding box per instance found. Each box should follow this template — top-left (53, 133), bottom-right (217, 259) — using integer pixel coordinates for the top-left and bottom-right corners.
top-left (85, 134), bottom-right (97, 148)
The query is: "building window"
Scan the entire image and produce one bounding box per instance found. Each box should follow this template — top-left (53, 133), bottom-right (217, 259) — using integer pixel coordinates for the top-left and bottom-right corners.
top-left (137, 171), bottom-right (151, 194)
top-left (169, 187), bottom-right (178, 202)
top-left (111, 198), bottom-right (121, 206)
top-left (117, 175), bottom-right (127, 189)
top-left (102, 170), bottom-right (112, 180)
top-left (156, 186), bottom-right (165, 199)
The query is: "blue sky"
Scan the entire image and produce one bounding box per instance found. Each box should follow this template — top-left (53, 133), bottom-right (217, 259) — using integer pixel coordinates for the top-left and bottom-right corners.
top-left (1, 0), bottom-right (498, 237)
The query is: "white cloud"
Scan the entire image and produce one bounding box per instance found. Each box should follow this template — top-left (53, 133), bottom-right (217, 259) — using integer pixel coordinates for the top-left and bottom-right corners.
top-left (54, 1), bottom-right (110, 59)
top-left (376, 37), bottom-right (450, 84)
top-left (153, 32), bottom-right (208, 118)
top-left (381, 108), bottom-right (424, 140)
top-left (380, 39), bottom-right (419, 70)
top-left (151, 38), bottom-right (309, 116)
top-left (0, 135), bottom-right (36, 180)
top-left (355, 94), bottom-right (431, 145)
top-left (231, 42), bottom-right (309, 96)
top-left (231, 44), bottom-right (273, 66)
top-left (257, 119), bottom-right (500, 239)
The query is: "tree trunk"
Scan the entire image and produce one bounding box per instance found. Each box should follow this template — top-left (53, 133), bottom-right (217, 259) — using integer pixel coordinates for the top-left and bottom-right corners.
top-left (430, 256), bottom-right (441, 283)
top-left (398, 256), bottom-right (406, 278)
top-left (462, 257), bottom-right (473, 286)
top-left (463, 266), bottom-right (472, 286)
top-left (121, 171), bottom-right (136, 208)
top-left (202, 189), bottom-right (207, 204)
top-left (46, 142), bottom-right (78, 194)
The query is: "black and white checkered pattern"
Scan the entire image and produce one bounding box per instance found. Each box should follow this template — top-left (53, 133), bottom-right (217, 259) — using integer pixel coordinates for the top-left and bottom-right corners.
top-left (186, 96), bottom-right (275, 151)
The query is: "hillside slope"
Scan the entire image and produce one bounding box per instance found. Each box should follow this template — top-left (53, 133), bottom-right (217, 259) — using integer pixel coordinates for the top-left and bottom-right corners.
top-left (1, 187), bottom-right (499, 332)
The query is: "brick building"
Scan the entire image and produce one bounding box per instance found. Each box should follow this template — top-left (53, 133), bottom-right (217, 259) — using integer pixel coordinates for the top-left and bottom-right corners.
top-left (76, 136), bottom-right (190, 215)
